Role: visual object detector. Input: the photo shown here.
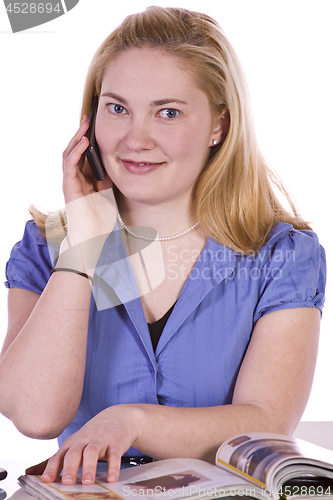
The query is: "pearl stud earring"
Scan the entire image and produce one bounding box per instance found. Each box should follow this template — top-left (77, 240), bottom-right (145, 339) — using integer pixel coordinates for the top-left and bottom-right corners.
top-left (212, 139), bottom-right (219, 145)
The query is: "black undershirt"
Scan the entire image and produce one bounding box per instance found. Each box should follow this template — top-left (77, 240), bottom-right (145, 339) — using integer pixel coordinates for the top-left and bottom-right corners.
top-left (148, 303), bottom-right (176, 352)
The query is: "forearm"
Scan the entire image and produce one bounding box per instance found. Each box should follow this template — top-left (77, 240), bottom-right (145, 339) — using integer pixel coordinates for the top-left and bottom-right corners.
top-left (132, 402), bottom-right (282, 464)
top-left (38, 401), bottom-right (282, 485)
top-left (0, 272), bottom-right (91, 439)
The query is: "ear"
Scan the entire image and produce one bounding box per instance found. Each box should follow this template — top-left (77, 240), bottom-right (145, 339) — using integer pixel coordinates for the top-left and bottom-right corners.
top-left (210, 109), bottom-right (230, 147)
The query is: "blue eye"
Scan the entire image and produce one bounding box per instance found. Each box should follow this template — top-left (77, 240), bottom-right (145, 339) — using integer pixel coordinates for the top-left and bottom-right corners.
top-left (109, 104), bottom-right (126, 114)
top-left (159, 108), bottom-right (179, 119)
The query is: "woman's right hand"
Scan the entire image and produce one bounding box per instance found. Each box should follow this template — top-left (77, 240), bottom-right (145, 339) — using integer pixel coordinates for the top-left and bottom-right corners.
top-left (58, 116), bottom-right (117, 273)
top-left (62, 116), bottom-right (92, 204)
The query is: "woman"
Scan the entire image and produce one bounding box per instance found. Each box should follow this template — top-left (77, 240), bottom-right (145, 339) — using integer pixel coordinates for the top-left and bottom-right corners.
top-left (0, 6), bottom-right (326, 487)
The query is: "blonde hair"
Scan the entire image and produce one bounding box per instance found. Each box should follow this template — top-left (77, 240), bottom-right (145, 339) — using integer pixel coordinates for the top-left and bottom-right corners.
top-left (31, 6), bottom-right (310, 252)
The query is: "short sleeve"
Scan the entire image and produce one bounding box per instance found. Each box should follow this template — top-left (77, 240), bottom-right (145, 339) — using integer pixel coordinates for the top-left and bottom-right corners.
top-left (4, 220), bottom-right (53, 294)
top-left (253, 224), bottom-right (326, 323)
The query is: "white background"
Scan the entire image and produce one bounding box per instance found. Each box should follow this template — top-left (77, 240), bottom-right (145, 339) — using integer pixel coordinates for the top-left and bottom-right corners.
top-left (0, 0), bottom-right (332, 465)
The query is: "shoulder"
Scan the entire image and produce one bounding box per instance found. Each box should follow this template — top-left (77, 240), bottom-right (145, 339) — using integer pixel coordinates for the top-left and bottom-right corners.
top-left (265, 222), bottom-right (323, 254)
top-left (258, 222), bottom-right (326, 279)
top-left (5, 220), bottom-right (53, 293)
top-left (251, 223), bottom-right (326, 321)
top-left (19, 219), bottom-right (48, 246)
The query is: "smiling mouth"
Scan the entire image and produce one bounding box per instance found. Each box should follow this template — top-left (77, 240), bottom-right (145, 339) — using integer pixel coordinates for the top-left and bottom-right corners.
top-left (120, 159), bottom-right (165, 173)
top-left (124, 160), bottom-right (161, 166)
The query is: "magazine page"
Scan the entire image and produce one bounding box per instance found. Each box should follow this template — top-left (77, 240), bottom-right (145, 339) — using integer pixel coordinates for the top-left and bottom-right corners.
top-left (19, 474), bottom-right (117, 500)
top-left (111, 458), bottom-right (260, 499)
top-left (215, 432), bottom-right (333, 494)
top-left (19, 458), bottom-right (262, 500)
top-left (215, 433), bottom-right (300, 489)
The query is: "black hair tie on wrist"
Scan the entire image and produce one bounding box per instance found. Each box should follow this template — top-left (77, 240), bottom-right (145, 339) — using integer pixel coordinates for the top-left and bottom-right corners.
top-left (50, 268), bottom-right (93, 283)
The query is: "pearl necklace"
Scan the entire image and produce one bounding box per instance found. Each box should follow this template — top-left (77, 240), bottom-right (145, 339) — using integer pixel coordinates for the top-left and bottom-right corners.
top-left (116, 209), bottom-right (199, 242)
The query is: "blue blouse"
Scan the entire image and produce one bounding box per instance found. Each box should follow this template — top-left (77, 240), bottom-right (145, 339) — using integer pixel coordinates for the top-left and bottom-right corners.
top-left (4, 220), bottom-right (326, 455)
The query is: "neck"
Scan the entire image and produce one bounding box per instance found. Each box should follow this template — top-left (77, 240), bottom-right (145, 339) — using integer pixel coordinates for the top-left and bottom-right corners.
top-left (117, 209), bottom-right (200, 242)
top-left (116, 195), bottom-right (198, 239)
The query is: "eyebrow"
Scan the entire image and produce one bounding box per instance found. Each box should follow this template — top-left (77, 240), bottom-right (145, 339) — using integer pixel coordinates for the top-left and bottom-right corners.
top-left (100, 92), bottom-right (188, 107)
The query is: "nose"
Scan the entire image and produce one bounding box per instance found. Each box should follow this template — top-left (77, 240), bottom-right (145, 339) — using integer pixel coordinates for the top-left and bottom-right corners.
top-left (123, 116), bottom-right (155, 151)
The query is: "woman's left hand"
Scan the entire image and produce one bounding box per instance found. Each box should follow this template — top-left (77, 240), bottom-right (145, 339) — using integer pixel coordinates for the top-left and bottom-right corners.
top-left (27, 405), bottom-right (143, 485)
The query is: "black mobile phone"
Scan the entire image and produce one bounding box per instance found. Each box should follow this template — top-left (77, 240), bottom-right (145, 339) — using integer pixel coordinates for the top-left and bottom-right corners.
top-left (85, 96), bottom-right (106, 181)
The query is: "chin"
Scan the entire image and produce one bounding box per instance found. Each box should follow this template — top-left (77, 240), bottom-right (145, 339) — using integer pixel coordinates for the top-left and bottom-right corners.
top-left (112, 182), bottom-right (164, 206)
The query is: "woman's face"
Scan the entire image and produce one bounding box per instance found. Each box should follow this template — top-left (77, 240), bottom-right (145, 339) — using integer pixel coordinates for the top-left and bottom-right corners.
top-left (95, 48), bottom-right (222, 207)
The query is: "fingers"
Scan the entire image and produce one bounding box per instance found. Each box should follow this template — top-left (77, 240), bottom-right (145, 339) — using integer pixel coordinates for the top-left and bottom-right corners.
top-left (81, 444), bottom-right (102, 485)
top-left (62, 117), bottom-right (114, 204)
top-left (39, 443), bottom-right (122, 486)
top-left (62, 117), bottom-right (92, 203)
top-left (40, 447), bottom-right (77, 485)
top-left (73, 444), bottom-right (122, 485)
top-left (41, 449), bottom-right (67, 483)
top-left (38, 406), bottom-right (134, 485)
top-left (63, 116), bottom-right (90, 165)
top-left (106, 448), bottom-right (122, 483)
top-left (67, 135), bottom-right (89, 172)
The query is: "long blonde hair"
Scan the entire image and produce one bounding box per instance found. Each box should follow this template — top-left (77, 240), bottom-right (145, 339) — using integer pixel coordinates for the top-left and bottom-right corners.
top-left (31, 6), bottom-right (310, 253)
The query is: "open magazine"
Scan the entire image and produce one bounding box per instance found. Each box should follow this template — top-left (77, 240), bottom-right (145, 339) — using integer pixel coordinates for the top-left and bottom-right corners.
top-left (18, 433), bottom-right (333, 500)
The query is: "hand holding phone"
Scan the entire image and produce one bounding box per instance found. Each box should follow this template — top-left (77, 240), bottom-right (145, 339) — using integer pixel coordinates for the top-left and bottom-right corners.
top-left (85, 96), bottom-right (107, 181)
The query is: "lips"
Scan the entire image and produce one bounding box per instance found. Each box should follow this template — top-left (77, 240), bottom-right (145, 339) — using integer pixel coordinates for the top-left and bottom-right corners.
top-left (120, 159), bottom-right (165, 174)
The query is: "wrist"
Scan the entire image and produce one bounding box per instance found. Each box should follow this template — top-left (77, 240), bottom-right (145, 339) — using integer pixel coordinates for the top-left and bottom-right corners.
top-left (50, 268), bottom-right (93, 284)
top-left (57, 235), bottom-right (106, 276)
top-left (125, 404), bottom-right (149, 452)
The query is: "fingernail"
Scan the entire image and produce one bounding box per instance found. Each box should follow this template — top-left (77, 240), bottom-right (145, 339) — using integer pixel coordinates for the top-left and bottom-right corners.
top-left (108, 474), bottom-right (116, 482)
top-left (42, 473), bottom-right (51, 482)
top-left (83, 474), bottom-right (93, 484)
top-left (62, 474), bottom-right (73, 484)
